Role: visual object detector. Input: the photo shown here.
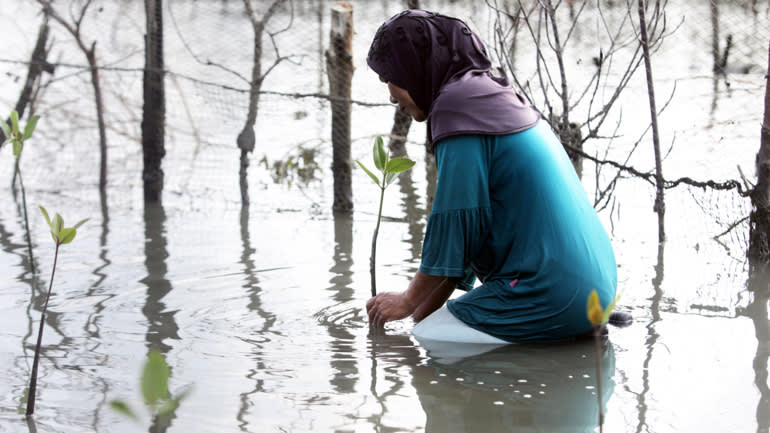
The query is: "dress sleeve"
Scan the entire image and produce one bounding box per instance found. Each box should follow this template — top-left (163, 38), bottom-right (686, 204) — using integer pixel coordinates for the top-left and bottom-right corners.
top-left (419, 135), bottom-right (492, 278)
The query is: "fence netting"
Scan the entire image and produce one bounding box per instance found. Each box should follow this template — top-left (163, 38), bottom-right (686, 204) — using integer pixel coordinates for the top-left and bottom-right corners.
top-left (0, 0), bottom-right (768, 251)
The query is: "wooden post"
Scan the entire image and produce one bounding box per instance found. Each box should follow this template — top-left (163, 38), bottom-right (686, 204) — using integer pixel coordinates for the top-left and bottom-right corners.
top-left (142, 0), bottom-right (166, 203)
top-left (327, 1), bottom-right (354, 214)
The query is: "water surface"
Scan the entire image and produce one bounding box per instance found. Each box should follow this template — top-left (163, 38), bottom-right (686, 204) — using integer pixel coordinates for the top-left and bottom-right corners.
top-left (1, 1), bottom-right (769, 432)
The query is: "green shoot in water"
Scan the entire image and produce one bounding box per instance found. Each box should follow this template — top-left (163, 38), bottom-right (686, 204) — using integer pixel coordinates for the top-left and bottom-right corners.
top-left (1, 110), bottom-right (40, 273)
top-left (110, 350), bottom-right (191, 423)
top-left (356, 136), bottom-right (415, 297)
top-left (586, 289), bottom-right (621, 433)
top-left (26, 207), bottom-right (88, 417)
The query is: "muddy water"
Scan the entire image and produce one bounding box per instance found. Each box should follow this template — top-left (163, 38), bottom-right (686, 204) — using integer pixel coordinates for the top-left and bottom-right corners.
top-left (1, 0), bottom-right (769, 432)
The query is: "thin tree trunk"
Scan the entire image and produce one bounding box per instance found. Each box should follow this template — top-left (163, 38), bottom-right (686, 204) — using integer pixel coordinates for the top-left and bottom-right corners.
top-left (637, 0), bottom-right (665, 242)
top-left (387, 111), bottom-right (411, 158)
top-left (142, 0), bottom-right (166, 203)
top-left (327, 2), bottom-right (354, 214)
top-left (1, 21), bottom-right (50, 146)
top-left (86, 47), bottom-right (108, 192)
top-left (710, 0), bottom-right (721, 73)
top-left (749, 41), bottom-right (770, 272)
top-left (544, 0), bottom-right (583, 177)
top-left (238, 0), bottom-right (263, 206)
top-left (238, 0), bottom-right (285, 206)
top-left (39, 1), bottom-right (109, 193)
top-left (386, 1), bottom-right (419, 157)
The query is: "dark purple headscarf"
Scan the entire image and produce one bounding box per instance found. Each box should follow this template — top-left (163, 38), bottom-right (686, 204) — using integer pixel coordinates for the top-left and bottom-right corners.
top-left (367, 9), bottom-right (540, 150)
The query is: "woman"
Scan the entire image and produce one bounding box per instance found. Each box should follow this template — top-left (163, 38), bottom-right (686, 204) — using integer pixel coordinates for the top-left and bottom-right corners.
top-left (365, 9), bottom-right (618, 342)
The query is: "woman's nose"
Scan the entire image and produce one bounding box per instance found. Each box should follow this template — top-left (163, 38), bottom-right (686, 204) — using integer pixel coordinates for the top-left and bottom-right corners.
top-left (389, 95), bottom-right (398, 104)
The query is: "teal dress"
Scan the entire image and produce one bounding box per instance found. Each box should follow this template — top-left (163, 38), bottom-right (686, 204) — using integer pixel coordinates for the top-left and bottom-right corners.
top-left (419, 120), bottom-right (617, 342)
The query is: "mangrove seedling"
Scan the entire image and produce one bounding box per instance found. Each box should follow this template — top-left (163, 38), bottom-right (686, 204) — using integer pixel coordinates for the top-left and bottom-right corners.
top-left (356, 136), bottom-right (415, 296)
top-left (1, 110), bottom-right (40, 272)
top-left (26, 206), bottom-right (88, 417)
top-left (0, 110), bottom-right (39, 176)
top-left (586, 289), bottom-right (620, 433)
top-left (110, 350), bottom-right (191, 424)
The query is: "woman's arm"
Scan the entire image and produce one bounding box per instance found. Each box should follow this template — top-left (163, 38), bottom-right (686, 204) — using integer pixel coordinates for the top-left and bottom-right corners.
top-left (366, 270), bottom-right (455, 327)
top-left (411, 276), bottom-right (456, 321)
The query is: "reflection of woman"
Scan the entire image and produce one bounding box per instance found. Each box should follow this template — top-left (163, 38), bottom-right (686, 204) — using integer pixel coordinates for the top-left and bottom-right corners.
top-left (373, 333), bottom-right (615, 433)
top-left (365, 10), bottom-right (617, 342)
top-left (419, 341), bottom-right (616, 433)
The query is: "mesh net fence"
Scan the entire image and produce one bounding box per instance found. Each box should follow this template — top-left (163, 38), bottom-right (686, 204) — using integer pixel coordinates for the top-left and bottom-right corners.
top-left (0, 0), bottom-right (767, 247)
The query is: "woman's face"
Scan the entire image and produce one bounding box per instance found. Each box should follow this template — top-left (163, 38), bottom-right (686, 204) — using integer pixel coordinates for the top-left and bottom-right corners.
top-left (383, 78), bottom-right (426, 122)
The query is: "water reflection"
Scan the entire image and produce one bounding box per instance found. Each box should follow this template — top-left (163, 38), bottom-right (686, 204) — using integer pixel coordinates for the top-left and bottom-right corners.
top-left (743, 268), bottom-right (770, 431)
top-left (140, 202), bottom-right (181, 432)
top-left (0, 214), bottom-right (44, 417)
top-left (324, 213), bottom-right (361, 394)
top-left (395, 154), bottom-right (427, 263)
top-left (81, 196), bottom-right (111, 433)
top-left (140, 202), bottom-right (179, 354)
top-left (84, 189), bottom-right (111, 339)
top-left (237, 205), bottom-right (277, 429)
top-left (635, 241), bottom-right (665, 432)
top-left (371, 333), bottom-right (614, 433)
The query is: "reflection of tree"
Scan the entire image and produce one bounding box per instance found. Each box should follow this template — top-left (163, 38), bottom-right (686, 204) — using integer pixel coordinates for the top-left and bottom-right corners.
top-left (322, 213), bottom-right (360, 394)
top-left (635, 242), bottom-right (664, 433)
top-left (2, 212), bottom-right (72, 417)
top-left (386, 125), bottom-right (427, 263)
top-left (82, 193), bottom-right (111, 431)
top-left (236, 206), bottom-right (277, 429)
top-left (387, 109), bottom-right (429, 263)
top-left (141, 202), bottom-right (179, 354)
top-left (0, 215), bottom-right (46, 416)
top-left (85, 190), bottom-right (111, 340)
top-left (367, 332), bottom-right (416, 433)
top-left (140, 202), bottom-right (180, 433)
top-left (741, 269), bottom-right (770, 432)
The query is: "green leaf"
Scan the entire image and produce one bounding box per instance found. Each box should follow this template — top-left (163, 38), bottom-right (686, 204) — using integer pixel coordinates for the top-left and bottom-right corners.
top-left (385, 157), bottom-right (415, 174)
top-left (39, 206), bottom-right (52, 228)
top-left (23, 115), bottom-right (39, 140)
top-left (142, 351), bottom-right (170, 406)
top-left (157, 397), bottom-right (180, 417)
top-left (356, 160), bottom-right (381, 187)
top-left (0, 117), bottom-right (10, 141)
top-left (373, 136), bottom-right (387, 172)
top-left (73, 218), bottom-right (89, 230)
top-left (59, 227), bottom-right (76, 244)
top-left (10, 110), bottom-right (19, 135)
top-left (601, 293), bottom-right (621, 325)
top-left (385, 171), bottom-right (398, 187)
top-left (109, 400), bottom-right (139, 420)
top-left (12, 140), bottom-right (22, 158)
top-left (52, 213), bottom-right (64, 236)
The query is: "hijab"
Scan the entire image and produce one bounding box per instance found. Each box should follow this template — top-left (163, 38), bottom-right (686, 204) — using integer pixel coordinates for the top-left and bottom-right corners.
top-left (366, 9), bottom-right (540, 150)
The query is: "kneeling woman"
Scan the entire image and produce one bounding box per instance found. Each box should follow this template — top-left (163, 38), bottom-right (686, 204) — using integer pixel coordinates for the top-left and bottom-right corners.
top-left (365, 10), bottom-right (617, 343)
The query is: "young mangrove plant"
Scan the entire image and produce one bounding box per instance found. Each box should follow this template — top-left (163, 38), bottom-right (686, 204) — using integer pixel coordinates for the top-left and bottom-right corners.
top-left (356, 136), bottom-right (415, 296)
top-left (586, 289), bottom-right (620, 433)
top-left (26, 206), bottom-right (88, 417)
top-left (110, 350), bottom-right (191, 425)
top-left (1, 110), bottom-right (40, 272)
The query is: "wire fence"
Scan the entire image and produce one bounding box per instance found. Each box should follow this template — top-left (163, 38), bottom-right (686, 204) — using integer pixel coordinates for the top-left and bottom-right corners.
top-left (0, 0), bottom-right (768, 250)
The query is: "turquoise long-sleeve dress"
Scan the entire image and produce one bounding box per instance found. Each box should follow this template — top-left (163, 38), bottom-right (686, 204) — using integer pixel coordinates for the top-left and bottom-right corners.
top-left (419, 120), bottom-right (617, 342)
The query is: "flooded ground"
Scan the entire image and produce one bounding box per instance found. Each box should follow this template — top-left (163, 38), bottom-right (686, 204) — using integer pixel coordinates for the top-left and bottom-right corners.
top-left (1, 0), bottom-right (769, 432)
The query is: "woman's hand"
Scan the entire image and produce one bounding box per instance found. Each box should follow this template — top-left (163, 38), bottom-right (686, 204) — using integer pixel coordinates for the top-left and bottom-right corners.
top-left (366, 292), bottom-right (415, 328)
